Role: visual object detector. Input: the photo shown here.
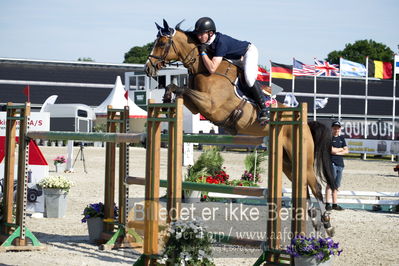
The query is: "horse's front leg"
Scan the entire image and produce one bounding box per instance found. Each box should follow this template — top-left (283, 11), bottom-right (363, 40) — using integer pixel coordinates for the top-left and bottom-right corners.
top-left (163, 84), bottom-right (202, 115)
top-left (163, 84), bottom-right (175, 103)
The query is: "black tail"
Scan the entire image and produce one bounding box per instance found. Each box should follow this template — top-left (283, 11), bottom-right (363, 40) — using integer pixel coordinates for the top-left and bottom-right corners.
top-left (308, 121), bottom-right (337, 190)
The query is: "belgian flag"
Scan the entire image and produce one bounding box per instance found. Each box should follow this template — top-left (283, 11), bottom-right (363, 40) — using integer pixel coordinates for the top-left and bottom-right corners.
top-left (271, 62), bottom-right (293, 79)
top-left (368, 60), bottom-right (392, 79)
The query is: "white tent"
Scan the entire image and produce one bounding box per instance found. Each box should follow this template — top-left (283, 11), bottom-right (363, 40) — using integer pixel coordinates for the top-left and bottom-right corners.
top-left (94, 76), bottom-right (147, 118)
top-left (94, 76), bottom-right (147, 132)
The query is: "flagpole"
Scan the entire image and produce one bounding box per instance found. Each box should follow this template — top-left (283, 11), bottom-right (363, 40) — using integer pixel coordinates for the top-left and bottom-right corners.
top-left (292, 57), bottom-right (295, 93)
top-left (269, 60), bottom-right (272, 87)
top-left (393, 55), bottom-right (397, 154)
top-left (313, 57), bottom-right (317, 121)
top-left (28, 85), bottom-right (30, 102)
top-left (365, 56), bottom-right (369, 139)
top-left (338, 57), bottom-right (342, 120)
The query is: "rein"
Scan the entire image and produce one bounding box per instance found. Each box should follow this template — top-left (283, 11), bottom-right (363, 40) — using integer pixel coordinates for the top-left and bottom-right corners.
top-left (148, 35), bottom-right (198, 72)
top-left (148, 32), bottom-right (235, 82)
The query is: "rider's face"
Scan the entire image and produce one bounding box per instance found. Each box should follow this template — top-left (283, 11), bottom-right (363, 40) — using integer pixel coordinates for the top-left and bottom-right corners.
top-left (196, 32), bottom-right (211, 43)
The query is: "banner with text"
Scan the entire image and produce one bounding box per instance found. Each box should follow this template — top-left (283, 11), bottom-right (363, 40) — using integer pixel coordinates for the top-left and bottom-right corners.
top-left (340, 119), bottom-right (399, 140)
top-left (347, 139), bottom-right (399, 155)
top-left (0, 112), bottom-right (50, 136)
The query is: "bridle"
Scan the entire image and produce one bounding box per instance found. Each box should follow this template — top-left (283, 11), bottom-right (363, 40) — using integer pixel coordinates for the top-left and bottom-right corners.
top-left (147, 33), bottom-right (198, 73)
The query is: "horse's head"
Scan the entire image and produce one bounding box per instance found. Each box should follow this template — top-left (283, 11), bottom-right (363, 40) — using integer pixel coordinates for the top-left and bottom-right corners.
top-left (145, 19), bottom-right (198, 77)
top-left (145, 20), bottom-right (180, 77)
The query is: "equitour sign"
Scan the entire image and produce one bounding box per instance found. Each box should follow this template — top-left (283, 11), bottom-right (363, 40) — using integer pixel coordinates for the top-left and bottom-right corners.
top-left (340, 120), bottom-right (396, 140)
top-left (340, 119), bottom-right (399, 155)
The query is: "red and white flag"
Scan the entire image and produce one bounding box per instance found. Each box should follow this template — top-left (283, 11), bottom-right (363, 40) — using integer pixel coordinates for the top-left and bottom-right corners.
top-left (257, 66), bottom-right (270, 82)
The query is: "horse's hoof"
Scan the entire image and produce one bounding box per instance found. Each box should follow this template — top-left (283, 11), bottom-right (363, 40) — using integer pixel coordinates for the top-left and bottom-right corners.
top-left (308, 208), bottom-right (317, 218)
top-left (322, 211), bottom-right (332, 219)
top-left (326, 227), bottom-right (335, 237)
top-left (311, 219), bottom-right (322, 232)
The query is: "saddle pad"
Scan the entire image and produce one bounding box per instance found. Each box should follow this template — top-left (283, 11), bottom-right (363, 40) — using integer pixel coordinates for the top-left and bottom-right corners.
top-left (233, 77), bottom-right (255, 104)
top-left (233, 77), bottom-right (277, 107)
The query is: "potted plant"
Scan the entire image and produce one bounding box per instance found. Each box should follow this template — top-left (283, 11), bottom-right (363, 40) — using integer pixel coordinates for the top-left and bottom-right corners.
top-left (81, 202), bottom-right (118, 243)
top-left (184, 147), bottom-right (224, 203)
top-left (183, 168), bottom-right (208, 203)
top-left (158, 219), bottom-right (215, 265)
top-left (241, 150), bottom-right (266, 184)
top-left (286, 234), bottom-right (343, 266)
top-left (38, 176), bottom-right (74, 218)
top-left (53, 155), bottom-right (66, 172)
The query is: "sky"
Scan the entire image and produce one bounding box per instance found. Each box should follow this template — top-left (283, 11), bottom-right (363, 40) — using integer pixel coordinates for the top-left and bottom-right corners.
top-left (0, 0), bottom-right (398, 67)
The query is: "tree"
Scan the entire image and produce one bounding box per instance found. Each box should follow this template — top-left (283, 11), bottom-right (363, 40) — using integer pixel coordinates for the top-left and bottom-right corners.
top-left (326, 39), bottom-right (394, 64)
top-left (124, 42), bottom-right (154, 64)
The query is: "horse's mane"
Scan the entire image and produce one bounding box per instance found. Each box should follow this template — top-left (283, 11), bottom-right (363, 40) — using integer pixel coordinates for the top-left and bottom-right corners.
top-left (175, 28), bottom-right (199, 45)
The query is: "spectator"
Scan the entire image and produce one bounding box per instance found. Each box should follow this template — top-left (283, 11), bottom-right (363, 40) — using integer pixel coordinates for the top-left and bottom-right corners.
top-left (326, 121), bottom-right (349, 211)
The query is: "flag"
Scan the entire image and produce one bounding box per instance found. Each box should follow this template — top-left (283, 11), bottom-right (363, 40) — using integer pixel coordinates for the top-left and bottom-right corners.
top-left (257, 66), bottom-right (270, 82)
top-left (394, 55), bottom-right (399, 75)
top-left (271, 62), bottom-right (292, 79)
top-left (283, 93), bottom-right (298, 107)
top-left (315, 98), bottom-right (328, 109)
top-left (23, 85), bottom-right (30, 102)
top-left (124, 90), bottom-right (129, 100)
top-left (340, 58), bottom-right (367, 77)
top-left (368, 60), bottom-right (392, 79)
top-left (314, 60), bottom-right (339, 76)
top-left (293, 59), bottom-right (315, 76)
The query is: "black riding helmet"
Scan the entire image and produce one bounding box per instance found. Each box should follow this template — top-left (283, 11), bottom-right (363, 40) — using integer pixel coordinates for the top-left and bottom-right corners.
top-left (194, 17), bottom-right (216, 34)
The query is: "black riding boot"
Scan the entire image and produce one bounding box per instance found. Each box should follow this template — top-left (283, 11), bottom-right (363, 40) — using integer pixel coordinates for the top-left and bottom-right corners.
top-left (250, 82), bottom-right (270, 123)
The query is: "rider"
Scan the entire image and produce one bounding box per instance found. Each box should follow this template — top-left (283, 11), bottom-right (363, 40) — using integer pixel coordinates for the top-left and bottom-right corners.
top-left (193, 17), bottom-right (270, 123)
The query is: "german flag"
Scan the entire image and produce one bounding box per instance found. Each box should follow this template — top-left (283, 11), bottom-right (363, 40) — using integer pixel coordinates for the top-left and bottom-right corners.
top-left (368, 60), bottom-right (392, 79)
top-left (271, 62), bottom-right (292, 79)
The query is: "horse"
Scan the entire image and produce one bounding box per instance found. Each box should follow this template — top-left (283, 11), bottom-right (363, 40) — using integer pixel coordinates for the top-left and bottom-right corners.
top-left (145, 19), bottom-right (335, 236)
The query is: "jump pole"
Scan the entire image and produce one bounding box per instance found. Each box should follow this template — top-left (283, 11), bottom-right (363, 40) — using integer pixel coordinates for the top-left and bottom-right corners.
top-left (138, 98), bottom-right (183, 265)
top-left (255, 103), bottom-right (308, 265)
top-left (0, 102), bottom-right (44, 251)
top-left (100, 105), bottom-right (142, 249)
top-left (21, 105), bottom-right (142, 249)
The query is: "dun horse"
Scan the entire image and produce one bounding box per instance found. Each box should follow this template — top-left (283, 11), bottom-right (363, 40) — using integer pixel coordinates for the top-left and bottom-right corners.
top-left (145, 20), bottom-right (335, 236)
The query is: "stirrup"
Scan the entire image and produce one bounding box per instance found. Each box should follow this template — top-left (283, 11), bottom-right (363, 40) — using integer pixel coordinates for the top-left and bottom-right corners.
top-left (258, 109), bottom-right (270, 123)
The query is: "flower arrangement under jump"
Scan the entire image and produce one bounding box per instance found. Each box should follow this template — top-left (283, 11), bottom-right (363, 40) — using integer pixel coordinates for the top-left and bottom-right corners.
top-left (38, 176), bottom-right (74, 192)
top-left (286, 234), bottom-right (343, 263)
top-left (81, 202), bottom-right (118, 223)
top-left (158, 219), bottom-right (215, 265)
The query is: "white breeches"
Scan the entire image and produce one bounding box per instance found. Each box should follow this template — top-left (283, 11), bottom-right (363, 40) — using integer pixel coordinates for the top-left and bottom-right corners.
top-left (243, 44), bottom-right (259, 87)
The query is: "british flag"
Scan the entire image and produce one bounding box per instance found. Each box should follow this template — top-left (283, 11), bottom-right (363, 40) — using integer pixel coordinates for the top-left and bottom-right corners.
top-left (314, 60), bottom-right (339, 76)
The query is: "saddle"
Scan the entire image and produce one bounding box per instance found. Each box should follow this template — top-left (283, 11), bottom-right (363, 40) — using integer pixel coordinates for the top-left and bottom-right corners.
top-left (212, 74), bottom-right (279, 135)
top-left (234, 75), bottom-right (273, 104)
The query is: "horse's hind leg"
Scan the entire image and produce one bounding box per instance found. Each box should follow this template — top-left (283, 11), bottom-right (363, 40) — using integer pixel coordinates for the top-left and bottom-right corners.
top-left (306, 162), bottom-right (335, 236)
top-left (283, 159), bottom-right (321, 232)
top-left (283, 150), bottom-right (335, 237)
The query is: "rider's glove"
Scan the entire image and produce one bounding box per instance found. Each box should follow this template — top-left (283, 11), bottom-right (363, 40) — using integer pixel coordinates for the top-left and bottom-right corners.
top-left (198, 44), bottom-right (208, 54)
